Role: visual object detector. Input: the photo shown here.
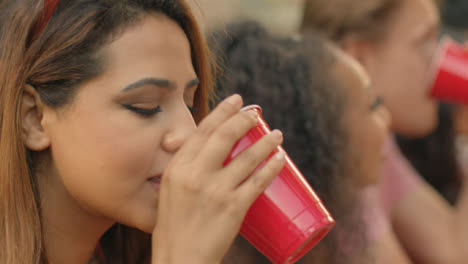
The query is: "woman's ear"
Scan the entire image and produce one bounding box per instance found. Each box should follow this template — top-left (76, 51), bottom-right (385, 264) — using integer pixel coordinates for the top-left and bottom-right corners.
top-left (21, 85), bottom-right (51, 151)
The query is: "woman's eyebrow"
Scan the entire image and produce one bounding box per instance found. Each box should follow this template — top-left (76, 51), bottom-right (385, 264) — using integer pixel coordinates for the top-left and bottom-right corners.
top-left (121, 78), bottom-right (176, 92)
top-left (121, 77), bottom-right (199, 92)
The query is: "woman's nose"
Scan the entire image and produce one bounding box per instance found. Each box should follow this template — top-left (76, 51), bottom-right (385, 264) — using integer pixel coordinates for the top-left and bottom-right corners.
top-left (161, 106), bottom-right (197, 153)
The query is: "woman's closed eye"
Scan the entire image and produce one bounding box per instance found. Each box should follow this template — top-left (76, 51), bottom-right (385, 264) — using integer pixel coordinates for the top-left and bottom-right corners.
top-left (123, 104), bottom-right (199, 118)
top-left (123, 104), bottom-right (162, 117)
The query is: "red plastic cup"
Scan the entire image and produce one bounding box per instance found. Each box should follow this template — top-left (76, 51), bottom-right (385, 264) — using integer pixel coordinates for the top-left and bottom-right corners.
top-left (223, 105), bottom-right (335, 264)
top-left (429, 36), bottom-right (468, 104)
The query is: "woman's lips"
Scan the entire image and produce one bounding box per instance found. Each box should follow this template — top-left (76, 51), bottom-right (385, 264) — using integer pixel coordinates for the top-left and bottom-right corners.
top-left (148, 176), bottom-right (161, 191)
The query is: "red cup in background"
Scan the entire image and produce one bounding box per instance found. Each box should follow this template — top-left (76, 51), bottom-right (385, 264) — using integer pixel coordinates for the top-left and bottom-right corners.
top-left (223, 105), bottom-right (335, 264)
top-left (429, 37), bottom-right (468, 104)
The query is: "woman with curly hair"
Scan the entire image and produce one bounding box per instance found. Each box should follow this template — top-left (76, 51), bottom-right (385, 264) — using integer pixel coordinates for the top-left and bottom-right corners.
top-left (212, 22), bottom-right (390, 264)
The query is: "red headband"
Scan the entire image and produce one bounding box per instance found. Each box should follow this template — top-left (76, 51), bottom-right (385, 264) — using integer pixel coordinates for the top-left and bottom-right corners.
top-left (31, 0), bottom-right (58, 39)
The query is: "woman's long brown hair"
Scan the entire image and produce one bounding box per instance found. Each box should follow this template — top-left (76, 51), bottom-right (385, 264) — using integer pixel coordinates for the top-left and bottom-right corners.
top-left (0, 0), bottom-right (215, 263)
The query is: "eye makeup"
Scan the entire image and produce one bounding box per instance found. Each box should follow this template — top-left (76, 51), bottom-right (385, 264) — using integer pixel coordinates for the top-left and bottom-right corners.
top-left (123, 104), bottom-right (198, 118)
top-left (117, 76), bottom-right (199, 118)
top-left (123, 104), bottom-right (162, 117)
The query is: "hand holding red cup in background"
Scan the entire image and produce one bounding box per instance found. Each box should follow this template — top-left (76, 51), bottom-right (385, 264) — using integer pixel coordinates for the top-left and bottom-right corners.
top-left (429, 36), bottom-right (468, 104)
top-left (224, 105), bottom-right (335, 264)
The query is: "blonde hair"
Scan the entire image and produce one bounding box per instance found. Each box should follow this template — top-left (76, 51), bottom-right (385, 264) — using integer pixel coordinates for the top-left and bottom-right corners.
top-left (301, 0), bottom-right (403, 42)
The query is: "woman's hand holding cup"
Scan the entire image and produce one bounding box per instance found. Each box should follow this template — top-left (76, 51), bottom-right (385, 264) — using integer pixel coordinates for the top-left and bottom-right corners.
top-left (152, 94), bottom-right (285, 264)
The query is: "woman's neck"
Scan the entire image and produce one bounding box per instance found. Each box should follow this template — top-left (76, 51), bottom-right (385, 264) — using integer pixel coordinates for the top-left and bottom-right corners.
top-left (38, 168), bottom-right (114, 264)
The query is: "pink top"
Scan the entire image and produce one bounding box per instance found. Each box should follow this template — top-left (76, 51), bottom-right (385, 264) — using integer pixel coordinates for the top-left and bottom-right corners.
top-left (336, 186), bottom-right (390, 256)
top-left (360, 186), bottom-right (390, 242)
top-left (378, 135), bottom-right (421, 216)
top-left (339, 135), bottom-right (422, 255)
top-left (358, 135), bottom-right (420, 243)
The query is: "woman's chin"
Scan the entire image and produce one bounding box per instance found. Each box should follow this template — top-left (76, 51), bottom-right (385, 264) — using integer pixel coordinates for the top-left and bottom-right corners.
top-left (119, 212), bottom-right (158, 234)
top-left (394, 117), bottom-right (438, 138)
top-left (137, 217), bottom-right (158, 234)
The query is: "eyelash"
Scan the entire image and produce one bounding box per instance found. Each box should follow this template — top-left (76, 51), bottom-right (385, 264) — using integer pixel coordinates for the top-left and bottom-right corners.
top-left (123, 104), bottom-right (162, 117)
top-left (370, 96), bottom-right (383, 111)
top-left (123, 104), bottom-right (199, 117)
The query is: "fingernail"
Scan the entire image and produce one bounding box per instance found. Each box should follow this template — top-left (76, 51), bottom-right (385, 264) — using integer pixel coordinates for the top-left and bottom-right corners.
top-left (247, 110), bottom-right (259, 120)
top-left (226, 94), bottom-right (242, 107)
top-left (271, 129), bottom-right (283, 141)
top-left (275, 150), bottom-right (285, 161)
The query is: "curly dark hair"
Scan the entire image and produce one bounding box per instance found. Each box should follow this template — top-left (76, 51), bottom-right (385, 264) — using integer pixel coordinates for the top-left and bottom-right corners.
top-left (211, 21), bottom-right (367, 264)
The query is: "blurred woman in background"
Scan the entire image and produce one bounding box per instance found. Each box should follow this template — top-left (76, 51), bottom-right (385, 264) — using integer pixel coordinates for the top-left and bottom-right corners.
top-left (302, 0), bottom-right (468, 263)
